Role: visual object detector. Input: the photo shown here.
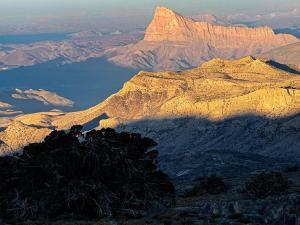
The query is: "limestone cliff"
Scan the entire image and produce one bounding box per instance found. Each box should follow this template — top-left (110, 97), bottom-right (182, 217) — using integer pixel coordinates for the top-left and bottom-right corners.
top-left (144, 7), bottom-right (294, 43)
top-left (106, 7), bottom-right (299, 71)
top-left (2, 57), bottom-right (300, 177)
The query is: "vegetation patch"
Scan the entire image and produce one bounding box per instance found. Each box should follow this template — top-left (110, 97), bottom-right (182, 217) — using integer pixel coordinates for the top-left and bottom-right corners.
top-left (0, 126), bottom-right (175, 221)
top-left (184, 175), bottom-right (226, 197)
top-left (245, 172), bottom-right (290, 198)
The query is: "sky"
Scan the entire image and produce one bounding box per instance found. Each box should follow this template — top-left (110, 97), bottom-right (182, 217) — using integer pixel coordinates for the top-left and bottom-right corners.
top-left (1, 0), bottom-right (299, 16)
top-left (0, 0), bottom-right (299, 34)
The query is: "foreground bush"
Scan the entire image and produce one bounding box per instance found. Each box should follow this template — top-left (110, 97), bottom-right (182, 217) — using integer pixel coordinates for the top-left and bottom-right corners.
top-left (185, 175), bottom-right (226, 197)
top-left (0, 126), bottom-right (175, 220)
top-left (245, 172), bottom-right (290, 198)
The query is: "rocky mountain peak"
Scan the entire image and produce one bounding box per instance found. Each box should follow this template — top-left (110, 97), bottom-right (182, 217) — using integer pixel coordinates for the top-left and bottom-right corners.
top-left (144, 6), bottom-right (195, 42)
top-left (105, 7), bottom-right (299, 71)
top-left (144, 6), bottom-right (297, 43)
top-left (154, 6), bottom-right (179, 18)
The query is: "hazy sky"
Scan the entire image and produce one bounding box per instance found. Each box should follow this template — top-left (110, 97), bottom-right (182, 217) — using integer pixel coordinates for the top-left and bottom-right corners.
top-left (1, 0), bottom-right (299, 17)
top-left (0, 0), bottom-right (299, 34)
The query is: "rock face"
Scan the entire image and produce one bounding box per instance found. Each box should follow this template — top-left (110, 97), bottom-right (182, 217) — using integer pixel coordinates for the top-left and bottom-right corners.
top-left (2, 57), bottom-right (300, 177)
top-left (144, 7), bottom-right (291, 43)
top-left (106, 7), bottom-right (299, 71)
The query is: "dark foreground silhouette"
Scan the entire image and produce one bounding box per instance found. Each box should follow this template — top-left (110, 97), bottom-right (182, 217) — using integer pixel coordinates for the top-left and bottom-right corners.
top-left (0, 126), bottom-right (175, 220)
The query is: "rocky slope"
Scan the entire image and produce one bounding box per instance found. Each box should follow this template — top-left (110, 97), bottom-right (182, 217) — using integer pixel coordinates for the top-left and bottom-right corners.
top-left (105, 7), bottom-right (299, 71)
top-left (260, 42), bottom-right (300, 71)
top-left (2, 57), bottom-right (300, 177)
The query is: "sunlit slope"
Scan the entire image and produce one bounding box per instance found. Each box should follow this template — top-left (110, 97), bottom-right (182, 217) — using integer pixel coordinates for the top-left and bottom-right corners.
top-left (2, 56), bottom-right (300, 177)
top-left (52, 56), bottom-right (300, 129)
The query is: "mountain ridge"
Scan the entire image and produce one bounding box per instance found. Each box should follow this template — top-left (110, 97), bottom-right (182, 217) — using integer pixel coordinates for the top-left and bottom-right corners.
top-left (2, 57), bottom-right (300, 176)
top-left (105, 6), bottom-right (299, 71)
top-left (144, 6), bottom-right (294, 43)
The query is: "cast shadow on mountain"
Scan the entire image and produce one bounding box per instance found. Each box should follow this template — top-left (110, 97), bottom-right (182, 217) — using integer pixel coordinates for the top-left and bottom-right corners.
top-left (267, 60), bottom-right (300, 74)
top-left (113, 113), bottom-right (300, 179)
top-left (83, 113), bottom-right (109, 131)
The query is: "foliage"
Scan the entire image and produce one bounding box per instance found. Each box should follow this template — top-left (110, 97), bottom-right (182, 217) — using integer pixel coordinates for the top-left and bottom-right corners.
top-left (245, 172), bottom-right (290, 198)
top-left (185, 175), bottom-right (226, 197)
top-left (285, 165), bottom-right (299, 172)
top-left (0, 126), bottom-right (175, 220)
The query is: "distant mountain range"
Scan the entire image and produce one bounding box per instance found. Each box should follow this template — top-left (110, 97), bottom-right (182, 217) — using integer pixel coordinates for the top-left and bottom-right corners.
top-left (0, 31), bottom-right (142, 70)
top-left (2, 56), bottom-right (300, 177)
top-left (0, 7), bottom-right (299, 72)
top-left (105, 7), bottom-right (299, 71)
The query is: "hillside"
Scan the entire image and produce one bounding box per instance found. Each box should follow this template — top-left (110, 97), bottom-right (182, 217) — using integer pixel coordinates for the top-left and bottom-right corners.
top-left (2, 57), bottom-right (300, 177)
top-left (105, 7), bottom-right (299, 71)
top-left (260, 42), bottom-right (300, 71)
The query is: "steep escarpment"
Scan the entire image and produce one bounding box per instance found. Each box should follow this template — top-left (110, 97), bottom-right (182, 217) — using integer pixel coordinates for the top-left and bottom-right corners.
top-left (2, 57), bottom-right (300, 177)
top-left (144, 7), bottom-right (293, 43)
top-left (106, 7), bottom-right (299, 71)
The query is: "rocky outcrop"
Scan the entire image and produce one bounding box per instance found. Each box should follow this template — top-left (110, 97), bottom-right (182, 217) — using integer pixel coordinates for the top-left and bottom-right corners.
top-left (2, 57), bottom-right (300, 177)
top-left (106, 7), bottom-right (299, 71)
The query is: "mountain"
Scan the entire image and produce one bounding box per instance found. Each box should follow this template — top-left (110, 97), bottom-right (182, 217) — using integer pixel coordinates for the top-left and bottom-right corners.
top-left (192, 14), bottom-right (230, 26)
top-left (105, 6), bottom-right (299, 71)
top-left (2, 57), bottom-right (300, 177)
top-left (0, 7), bottom-right (297, 72)
top-left (0, 32), bottom-right (142, 70)
top-left (260, 42), bottom-right (300, 71)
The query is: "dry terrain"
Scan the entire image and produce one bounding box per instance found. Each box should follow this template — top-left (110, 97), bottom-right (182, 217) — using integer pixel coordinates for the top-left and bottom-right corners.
top-left (1, 57), bottom-right (300, 177)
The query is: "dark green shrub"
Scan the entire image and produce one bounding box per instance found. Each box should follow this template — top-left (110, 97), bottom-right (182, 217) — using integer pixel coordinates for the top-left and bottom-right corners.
top-left (245, 172), bottom-right (290, 198)
top-left (0, 126), bottom-right (175, 220)
top-left (285, 165), bottom-right (299, 172)
top-left (185, 175), bottom-right (226, 197)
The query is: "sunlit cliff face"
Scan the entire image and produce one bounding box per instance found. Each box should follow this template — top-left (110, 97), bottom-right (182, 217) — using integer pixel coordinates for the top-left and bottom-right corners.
top-left (106, 7), bottom-right (299, 71)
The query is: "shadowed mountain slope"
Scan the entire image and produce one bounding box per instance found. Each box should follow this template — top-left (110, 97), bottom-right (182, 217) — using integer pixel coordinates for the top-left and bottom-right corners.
top-left (1, 57), bottom-right (300, 177)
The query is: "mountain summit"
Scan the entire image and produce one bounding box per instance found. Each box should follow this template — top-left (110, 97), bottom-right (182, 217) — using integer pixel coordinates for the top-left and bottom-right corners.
top-left (106, 7), bottom-right (299, 71)
top-left (144, 6), bottom-right (293, 43)
top-left (144, 6), bottom-right (196, 42)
